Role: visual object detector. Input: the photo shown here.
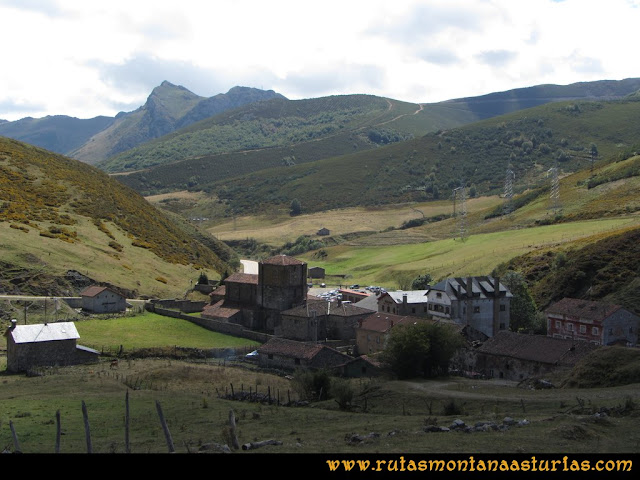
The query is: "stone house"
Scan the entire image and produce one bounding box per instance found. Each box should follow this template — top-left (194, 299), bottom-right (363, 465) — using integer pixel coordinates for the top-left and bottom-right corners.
top-left (256, 337), bottom-right (351, 371)
top-left (545, 297), bottom-right (639, 346)
top-left (201, 255), bottom-right (308, 334)
top-left (471, 330), bottom-right (599, 381)
top-left (355, 312), bottom-right (427, 355)
top-left (317, 227), bottom-right (330, 236)
top-left (80, 285), bottom-right (127, 313)
top-left (336, 354), bottom-right (387, 378)
top-left (279, 299), bottom-right (372, 341)
top-left (426, 276), bottom-right (512, 337)
top-left (377, 290), bottom-right (430, 316)
top-left (4, 320), bottom-right (99, 373)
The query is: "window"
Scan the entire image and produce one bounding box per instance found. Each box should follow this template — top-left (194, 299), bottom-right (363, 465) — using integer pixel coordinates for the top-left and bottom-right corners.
top-left (567, 323), bottom-right (574, 331)
top-left (429, 304), bottom-right (433, 310)
top-left (592, 327), bottom-right (599, 335)
top-left (436, 292), bottom-right (442, 298)
top-left (473, 306), bottom-right (480, 313)
top-left (556, 320), bottom-right (561, 328)
top-left (500, 304), bottom-right (506, 312)
top-left (445, 307), bottom-right (450, 314)
top-left (579, 325), bottom-right (586, 334)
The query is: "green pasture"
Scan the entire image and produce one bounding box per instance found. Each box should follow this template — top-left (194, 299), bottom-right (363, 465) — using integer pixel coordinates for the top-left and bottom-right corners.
top-left (301, 217), bottom-right (640, 288)
top-left (72, 312), bottom-right (259, 353)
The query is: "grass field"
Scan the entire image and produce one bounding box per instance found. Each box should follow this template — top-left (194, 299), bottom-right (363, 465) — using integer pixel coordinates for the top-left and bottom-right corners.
top-left (73, 312), bottom-right (260, 353)
top-left (296, 216), bottom-right (640, 289)
top-left (1, 357), bottom-right (638, 455)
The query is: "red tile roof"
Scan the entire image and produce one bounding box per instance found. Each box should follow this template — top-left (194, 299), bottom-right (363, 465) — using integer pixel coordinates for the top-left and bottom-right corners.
top-left (201, 300), bottom-right (242, 319)
top-left (545, 297), bottom-right (623, 322)
top-left (358, 312), bottom-right (426, 333)
top-left (80, 285), bottom-right (121, 298)
top-left (224, 273), bottom-right (258, 285)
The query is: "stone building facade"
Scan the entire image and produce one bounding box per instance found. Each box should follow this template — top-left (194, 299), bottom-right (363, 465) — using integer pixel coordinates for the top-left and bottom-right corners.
top-left (256, 337), bottom-right (351, 371)
top-left (426, 276), bottom-right (512, 337)
top-left (279, 299), bottom-right (372, 341)
top-left (201, 254), bottom-right (308, 334)
top-left (4, 320), bottom-right (99, 372)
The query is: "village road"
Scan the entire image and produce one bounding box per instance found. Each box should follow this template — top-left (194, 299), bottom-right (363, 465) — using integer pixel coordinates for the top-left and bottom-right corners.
top-left (240, 259), bottom-right (259, 274)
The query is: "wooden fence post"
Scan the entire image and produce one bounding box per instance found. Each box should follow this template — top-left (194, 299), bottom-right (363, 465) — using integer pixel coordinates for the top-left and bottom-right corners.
top-left (9, 421), bottom-right (21, 453)
top-left (81, 400), bottom-right (92, 453)
top-left (55, 410), bottom-right (61, 453)
top-left (156, 401), bottom-right (175, 453)
top-left (125, 390), bottom-right (131, 454)
top-left (228, 409), bottom-right (240, 450)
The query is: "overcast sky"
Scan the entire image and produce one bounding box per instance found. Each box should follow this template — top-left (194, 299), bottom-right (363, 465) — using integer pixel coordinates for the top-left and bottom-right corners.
top-left (1, 0), bottom-right (639, 121)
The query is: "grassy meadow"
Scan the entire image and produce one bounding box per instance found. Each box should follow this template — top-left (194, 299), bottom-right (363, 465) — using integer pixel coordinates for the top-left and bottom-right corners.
top-left (1, 356), bottom-right (639, 454)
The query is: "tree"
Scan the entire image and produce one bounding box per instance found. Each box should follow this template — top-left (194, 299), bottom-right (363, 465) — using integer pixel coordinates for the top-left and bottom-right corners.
top-left (381, 322), bottom-right (465, 379)
top-left (290, 198), bottom-right (302, 216)
top-left (411, 273), bottom-right (433, 290)
top-left (502, 271), bottom-right (543, 334)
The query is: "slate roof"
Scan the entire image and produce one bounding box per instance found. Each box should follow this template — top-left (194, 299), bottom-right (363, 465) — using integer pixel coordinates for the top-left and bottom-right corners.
top-left (476, 330), bottom-right (599, 365)
top-left (261, 254), bottom-right (305, 266)
top-left (545, 297), bottom-right (624, 322)
top-left (281, 299), bottom-right (372, 318)
top-left (431, 276), bottom-right (512, 299)
top-left (224, 273), bottom-right (258, 285)
top-left (7, 322), bottom-right (80, 344)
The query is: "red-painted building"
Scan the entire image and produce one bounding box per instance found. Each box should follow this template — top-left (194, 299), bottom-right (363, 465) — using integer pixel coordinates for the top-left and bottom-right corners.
top-left (545, 297), bottom-right (639, 347)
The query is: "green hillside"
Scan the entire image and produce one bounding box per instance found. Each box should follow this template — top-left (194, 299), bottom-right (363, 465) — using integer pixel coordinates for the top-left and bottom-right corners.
top-left (0, 136), bottom-right (238, 297)
top-left (99, 94), bottom-right (423, 173)
top-left (136, 95), bottom-right (640, 218)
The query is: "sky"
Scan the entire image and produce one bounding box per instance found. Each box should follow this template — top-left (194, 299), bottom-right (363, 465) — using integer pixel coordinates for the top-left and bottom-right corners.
top-left (1, 0), bottom-right (640, 122)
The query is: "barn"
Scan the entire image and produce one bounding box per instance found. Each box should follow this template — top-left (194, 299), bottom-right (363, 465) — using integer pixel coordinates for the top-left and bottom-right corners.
top-left (81, 285), bottom-right (127, 313)
top-left (4, 320), bottom-right (100, 373)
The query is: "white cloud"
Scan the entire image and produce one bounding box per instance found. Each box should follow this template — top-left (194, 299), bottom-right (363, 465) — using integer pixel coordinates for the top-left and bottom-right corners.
top-left (0, 0), bottom-right (639, 121)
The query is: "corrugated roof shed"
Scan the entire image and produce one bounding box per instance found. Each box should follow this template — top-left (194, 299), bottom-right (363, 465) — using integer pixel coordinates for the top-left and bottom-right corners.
top-left (7, 322), bottom-right (80, 344)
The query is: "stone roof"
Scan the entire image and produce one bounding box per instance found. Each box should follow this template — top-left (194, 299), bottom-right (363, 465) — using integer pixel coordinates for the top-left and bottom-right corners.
top-left (257, 337), bottom-right (325, 360)
top-left (476, 330), bottom-right (599, 365)
top-left (281, 299), bottom-right (372, 318)
top-left (201, 300), bottom-right (242, 319)
top-left (6, 322), bottom-right (80, 344)
top-left (545, 297), bottom-right (624, 322)
top-left (224, 272), bottom-right (258, 285)
top-left (260, 254), bottom-right (305, 266)
top-left (357, 312), bottom-right (426, 333)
